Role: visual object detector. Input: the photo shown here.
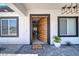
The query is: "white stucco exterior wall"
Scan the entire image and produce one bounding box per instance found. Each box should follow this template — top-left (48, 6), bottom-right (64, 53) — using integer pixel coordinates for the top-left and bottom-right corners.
top-left (0, 12), bottom-right (30, 44)
top-left (28, 9), bottom-right (79, 45)
top-left (0, 9), bottom-right (79, 44)
top-left (52, 9), bottom-right (79, 44)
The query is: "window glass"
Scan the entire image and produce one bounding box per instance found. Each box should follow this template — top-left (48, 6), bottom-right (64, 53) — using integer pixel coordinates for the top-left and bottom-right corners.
top-left (67, 18), bottom-right (76, 35)
top-left (2, 20), bottom-right (8, 35)
top-left (0, 20), bottom-right (1, 35)
top-left (59, 18), bottom-right (67, 35)
top-left (58, 17), bottom-right (77, 36)
top-left (9, 19), bottom-right (17, 35)
top-left (0, 17), bottom-right (18, 37)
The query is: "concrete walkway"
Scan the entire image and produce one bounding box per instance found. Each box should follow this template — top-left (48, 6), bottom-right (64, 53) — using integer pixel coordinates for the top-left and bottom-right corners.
top-left (0, 44), bottom-right (79, 56)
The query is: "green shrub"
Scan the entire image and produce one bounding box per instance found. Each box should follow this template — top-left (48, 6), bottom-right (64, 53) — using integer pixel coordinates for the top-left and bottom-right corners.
top-left (53, 36), bottom-right (61, 43)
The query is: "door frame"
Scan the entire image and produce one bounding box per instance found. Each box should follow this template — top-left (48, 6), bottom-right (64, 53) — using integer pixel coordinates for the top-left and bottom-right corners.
top-left (30, 14), bottom-right (50, 45)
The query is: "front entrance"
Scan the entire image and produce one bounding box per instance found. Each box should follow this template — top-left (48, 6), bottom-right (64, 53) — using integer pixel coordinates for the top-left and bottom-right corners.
top-left (30, 14), bottom-right (50, 45)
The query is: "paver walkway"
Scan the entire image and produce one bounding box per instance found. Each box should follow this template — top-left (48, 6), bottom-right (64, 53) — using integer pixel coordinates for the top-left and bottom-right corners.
top-left (0, 44), bottom-right (79, 56)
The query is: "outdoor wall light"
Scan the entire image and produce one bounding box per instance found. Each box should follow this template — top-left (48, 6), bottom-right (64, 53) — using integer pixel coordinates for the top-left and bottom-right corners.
top-left (61, 3), bottom-right (79, 14)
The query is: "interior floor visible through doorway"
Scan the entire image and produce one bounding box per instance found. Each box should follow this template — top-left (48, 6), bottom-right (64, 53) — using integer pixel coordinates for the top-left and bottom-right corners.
top-left (32, 39), bottom-right (47, 44)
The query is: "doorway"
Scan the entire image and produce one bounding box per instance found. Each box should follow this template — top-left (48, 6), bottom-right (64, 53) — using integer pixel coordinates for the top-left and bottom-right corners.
top-left (30, 14), bottom-right (50, 45)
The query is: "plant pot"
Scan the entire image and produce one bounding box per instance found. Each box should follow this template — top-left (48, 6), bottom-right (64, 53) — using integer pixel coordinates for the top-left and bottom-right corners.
top-left (54, 42), bottom-right (61, 48)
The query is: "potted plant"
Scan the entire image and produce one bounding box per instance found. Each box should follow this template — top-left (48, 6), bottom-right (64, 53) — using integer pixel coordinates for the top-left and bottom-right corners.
top-left (53, 36), bottom-right (61, 48)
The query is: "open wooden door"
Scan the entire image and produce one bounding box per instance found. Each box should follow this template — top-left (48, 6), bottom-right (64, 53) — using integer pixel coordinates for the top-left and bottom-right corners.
top-left (38, 16), bottom-right (48, 43)
top-left (30, 14), bottom-right (50, 45)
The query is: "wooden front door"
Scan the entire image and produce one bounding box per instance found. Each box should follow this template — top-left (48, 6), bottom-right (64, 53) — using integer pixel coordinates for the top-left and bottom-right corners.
top-left (38, 16), bottom-right (48, 43)
top-left (30, 14), bottom-right (50, 45)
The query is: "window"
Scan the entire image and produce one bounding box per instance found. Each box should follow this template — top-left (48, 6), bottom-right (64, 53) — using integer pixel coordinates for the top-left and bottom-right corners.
top-left (58, 17), bottom-right (78, 37)
top-left (0, 17), bottom-right (18, 37)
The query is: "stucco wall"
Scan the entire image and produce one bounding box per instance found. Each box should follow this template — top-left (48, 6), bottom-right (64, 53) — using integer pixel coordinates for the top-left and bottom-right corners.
top-left (0, 9), bottom-right (79, 44)
top-left (28, 9), bottom-right (79, 44)
top-left (0, 12), bottom-right (30, 44)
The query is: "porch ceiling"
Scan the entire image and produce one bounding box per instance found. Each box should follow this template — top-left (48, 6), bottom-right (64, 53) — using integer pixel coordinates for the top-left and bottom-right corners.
top-left (7, 3), bottom-right (27, 16)
top-left (24, 3), bottom-right (72, 10)
top-left (6, 3), bottom-right (79, 16)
